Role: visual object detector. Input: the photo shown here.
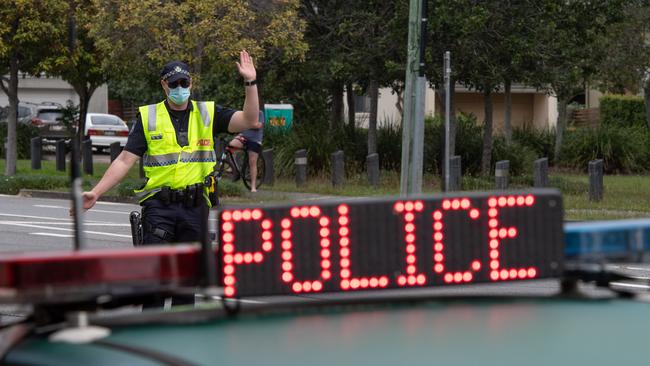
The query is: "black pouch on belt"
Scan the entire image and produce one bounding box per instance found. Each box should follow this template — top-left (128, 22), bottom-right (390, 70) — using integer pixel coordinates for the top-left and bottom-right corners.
top-left (185, 184), bottom-right (196, 208)
top-left (194, 183), bottom-right (204, 207)
top-left (159, 187), bottom-right (171, 206)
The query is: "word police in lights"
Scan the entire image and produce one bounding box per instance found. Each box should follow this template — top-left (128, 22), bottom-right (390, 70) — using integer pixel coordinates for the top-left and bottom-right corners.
top-left (219, 191), bottom-right (564, 297)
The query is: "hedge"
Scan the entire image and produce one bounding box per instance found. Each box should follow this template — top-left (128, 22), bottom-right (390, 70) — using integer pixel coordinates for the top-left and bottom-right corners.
top-left (600, 95), bottom-right (647, 128)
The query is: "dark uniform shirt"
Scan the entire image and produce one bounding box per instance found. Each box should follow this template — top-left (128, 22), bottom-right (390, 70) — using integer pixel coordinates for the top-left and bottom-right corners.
top-left (125, 99), bottom-right (235, 157)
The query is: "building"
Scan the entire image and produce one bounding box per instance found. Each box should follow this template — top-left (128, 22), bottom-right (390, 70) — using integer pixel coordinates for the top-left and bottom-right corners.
top-left (0, 73), bottom-right (107, 113)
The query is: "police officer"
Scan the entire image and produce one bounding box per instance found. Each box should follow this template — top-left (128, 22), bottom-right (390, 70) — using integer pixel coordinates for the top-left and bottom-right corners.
top-left (80, 50), bottom-right (261, 244)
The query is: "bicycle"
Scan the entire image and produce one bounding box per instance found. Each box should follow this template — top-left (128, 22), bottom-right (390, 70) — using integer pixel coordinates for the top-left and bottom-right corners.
top-left (214, 136), bottom-right (265, 191)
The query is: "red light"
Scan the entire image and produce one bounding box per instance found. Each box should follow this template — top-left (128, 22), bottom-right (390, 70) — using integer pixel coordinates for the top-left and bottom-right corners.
top-left (242, 210), bottom-right (252, 220)
top-left (222, 233), bottom-right (234, 243)
top-left (281, 240), bottom-right (292, 250)
top-left (292, 282), bottom-right (302, 292)
top-left (397, 276), bottom-right (407, 286)
top-left (338, 227), bottom-right (349, 236)
top-left (379, 277), bottom-right (389, 287)
top-left (414, 201), bottom-right (424, 211)
top-left (516, 196), bottom-right (525, 206)
top-left (370, 278), bottom-right (379, 287)
top-left (224, 276), bottom-right (235, 286)
top-left (509, 269), bottom-right (518, 278)
top-left (434, 243), bottom-right (443, 251)
top-left (405, 202), bottom-right (414, 211)
top-left (310, 206), bottom-right (321, 217)
top-left (322, 270), bottom-right (331, 279)
top-left (407, 276), bottom-right (417, 285)
top-left (406, 245), bottom-right (416, 254)
top-left (222, 222), bottom-right (233, 231)
top-left (404, 213), bottom-right (415, 222)
top-left (338, 205), bottom-right (349, 215)
top-left (454, 273), bottom-right (463, 282)
top-left (303, 281), bottom-right (312, 292)
top-left (527, 268), bottom-right (537, 277)
top-left (338, 216), bottom-right (349, 226)
top-left (232, 211), bottom-right (242, 221)
top-left (508, 228), bottom-right (518, 238)
top-left (489, 219), bottom-right (498, 228)
top-left (341, 280), bottom-right (350, 290)
top-left (319, 217), bottom-right (330, 226)
top-left (282, 251), bottom-right (292, 261)
top-left (406, 254), bottom-right (416, 264)
top-left (433, 222), bottom-right (443, 231)
top-left (518, 269), bottom-right (527, 278)
top-left (312, 281), bottom-right (323, 292)
top-left (223, 244), bottom-right (234, 253)
top-left (340, 238), bottom-right (350, 247)
top-left (507, 196), bottom-right (516, 207)
top-left (488, 208), bottom-right (498, 217)
top-left (281, 219), bottom-right (292, 229)
top-left (490, 260), bottom-right (500, 269)
top-left (282, 272), bottom-right (293, 282)
top-left (463, 272), bottom-right (472, 282)
top-left (451, 200), bottom-right (460, 210)
top-left (225, 287), bottom-right (235, 297)
top-left (469, 209), bottom-right (480, 219)
top-left (442, 200), bottom-right (451, 209)
top-left (472, 261), bottom-right (481, 271)
top-left (234, 254), bottom-right (244, 263)
top-left (320, 238), bottom-right (330, 248)
top-left (498, 197), bottom-right (507, 207)
top-left (222, 211), bottom-right (232, 221)
top-left (489, 239), bottom-right (499, 249)
top-left (417, 274), bottom-right (426, 285)
top-left (243, 253), bottom-right (253, 263)
top-left (340, 269), bottom-right (350, 278)
top-left (488, 197), bottom-right (497, 207)
top-left (499, 228), bottom-right (508, 239)
top-left (282, 262), bottom-right (292, 271)
top-left (500, 269), bottom-right (509, 280)
top-left (433, 211), bottom-right (443, 220)
top-left (262, 231), bottom-right (272, 241)
top-left (290, 207), bottom-right (300, 218)
top-left (394, 202), bottom-right (405, 212)
top-left (434, 232), bottom-right (443, 241)
top-left (224, 265), bottom-right (234, 275)
top-left (340, 248), bottom-right (350, 257)
top-left (320, 228), bottom-right (331, 237)
top-left (321, 249), bottom-right (330, 258)
top-left (252, 209), bottom-right (262, 220)
top-left (350, 279), bottom-right (360, 289)
top-left (489, 229), bottom-right (498, 239)
top-left (444, 274), bottom-right (453, 283)
top-left (300, 207), bottom-right (309, 217)
top-left (262, 241), bottom-right (272, 251)
top-left (322, 259), bottom-right (332, 269)
top-left (405, 233), bottom-right (415, 243)
top-left (406, 223), bottom-right (416, 232)
top-left (460, 199), bottom-right (470, 209)
top-left (253, 252), bottom-right (264, 263)
top-left (434, 264), bottom-right (444, 273)
top-left (434, 253), bottom-right (444, 262)
top-left (490, 271), bottom-right (499, 281)
top-left (261, 219), bottom-right (272, 229)
top-left (360, 278), bottom-right (369, 288)
top-left (490, 250), bottom-right (499, 259)
top-left (525, 195), bottom-right (535, 206)
top-left (224, 254), bottom-right (233, 264)
top-left (281, 230), bottom-right (292, 240)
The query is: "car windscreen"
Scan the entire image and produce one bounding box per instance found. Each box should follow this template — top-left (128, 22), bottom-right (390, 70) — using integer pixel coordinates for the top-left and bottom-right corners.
top-left (37, 110), bottom-right (63, 121)
top-left (91, 115), bottom-right (123, 126)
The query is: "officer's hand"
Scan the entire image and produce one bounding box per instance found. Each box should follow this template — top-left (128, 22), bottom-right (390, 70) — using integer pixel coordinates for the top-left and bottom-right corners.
top-left (69, 191), bottom-right (98, 216)
top-left (236, 50), bottom-right (256, 82)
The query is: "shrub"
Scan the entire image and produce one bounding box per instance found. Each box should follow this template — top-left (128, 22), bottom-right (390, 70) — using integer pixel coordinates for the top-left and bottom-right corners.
top-left (512, 126), bottom-right (555, 163)
top-left (0, 174), bottom-right (69, 195)
top-left (600, 95), bottom-right (647, 128)
top-left (559, 125), bottom-right (650, 173)
top-left (0, 123), bottom-right (40, 159)
top-left (492, 138), bottom-right (538, 176)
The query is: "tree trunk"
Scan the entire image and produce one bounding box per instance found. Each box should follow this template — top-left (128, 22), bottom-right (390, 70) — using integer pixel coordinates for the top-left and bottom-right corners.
top-left (480, 87), bottom-right (494, 176)
top-left (74, 85), bottom-right (94, 158)
top-left (4, 55), bottom-right (20, 176)
top-left (644, 78), bottom-right (650, 130)
top-left (504, 79), bottom-right (512, 143)
top-left (368, 80), bottom-right (379, 155)
top-left (346, 82), bottom-right (355, 134)
top-left (553, 95), bottom-right (570, 160)
top-left (330, 81), bottom-right (343, 130)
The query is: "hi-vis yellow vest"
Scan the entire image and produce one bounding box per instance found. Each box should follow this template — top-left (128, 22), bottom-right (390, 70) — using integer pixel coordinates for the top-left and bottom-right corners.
top-left (134, 100), bottom-right (216, 204)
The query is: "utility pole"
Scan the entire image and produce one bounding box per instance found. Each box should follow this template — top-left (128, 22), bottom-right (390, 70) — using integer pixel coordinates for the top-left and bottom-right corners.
top-left (400, 0), bottom-right (427, 196)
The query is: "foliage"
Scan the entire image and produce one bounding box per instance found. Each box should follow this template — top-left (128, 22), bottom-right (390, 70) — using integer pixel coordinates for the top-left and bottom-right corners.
top-left (511, 126), bottom-right (556, 163)
top-left (599, 95), bottom-right (647, 128)
top-left (559, 125), bottom-right (650, 173)
top-left (0, 174), bottom-right (69, 194)
top-left (0, 123), bottom-right (39, 159)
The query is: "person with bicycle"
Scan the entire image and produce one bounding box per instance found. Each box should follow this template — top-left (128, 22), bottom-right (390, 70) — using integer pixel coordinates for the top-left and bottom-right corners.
top-left (79, 51), bottom-right (261, 248)
top-left (228, 114), bottom-right (264, 192)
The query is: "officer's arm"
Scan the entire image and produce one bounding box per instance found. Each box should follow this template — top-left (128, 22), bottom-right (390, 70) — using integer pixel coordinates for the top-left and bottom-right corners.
top-left (89, 150), bottom-right (140, 198)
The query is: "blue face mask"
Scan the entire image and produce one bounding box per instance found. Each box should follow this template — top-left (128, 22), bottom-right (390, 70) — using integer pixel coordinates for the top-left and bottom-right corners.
top-left (168, 86), bottom-right (191, 104)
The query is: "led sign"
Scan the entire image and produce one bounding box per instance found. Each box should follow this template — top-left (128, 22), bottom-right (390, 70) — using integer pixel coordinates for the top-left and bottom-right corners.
top-left (219, 190), bottom-right (564, 297)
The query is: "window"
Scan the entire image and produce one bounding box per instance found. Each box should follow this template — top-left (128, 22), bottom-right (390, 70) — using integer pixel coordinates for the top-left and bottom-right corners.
top-left (91, 115), bottom-right (123, 126)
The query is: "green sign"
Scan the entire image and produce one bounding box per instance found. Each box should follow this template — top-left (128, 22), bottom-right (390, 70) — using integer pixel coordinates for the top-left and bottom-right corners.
top-left (264, 104), bottom-right (293, 130)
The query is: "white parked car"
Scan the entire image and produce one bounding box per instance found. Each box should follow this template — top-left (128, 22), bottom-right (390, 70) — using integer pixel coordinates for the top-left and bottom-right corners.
top-left (84, 113), bottom-right (129, 152)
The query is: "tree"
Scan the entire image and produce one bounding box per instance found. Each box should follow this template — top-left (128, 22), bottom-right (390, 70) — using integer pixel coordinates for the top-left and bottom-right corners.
top-left (0, 0), bottom-right (68, 176)
top-left (90, 0), bottom-right (306, 106)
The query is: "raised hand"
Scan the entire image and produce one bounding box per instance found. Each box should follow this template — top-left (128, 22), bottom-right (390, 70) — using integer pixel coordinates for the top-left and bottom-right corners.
top-left (235, 50), bottom-right (257, 82)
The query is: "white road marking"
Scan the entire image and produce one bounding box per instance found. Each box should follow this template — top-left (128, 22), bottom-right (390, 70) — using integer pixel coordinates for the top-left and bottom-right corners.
top-left (0, 221), bottom-right (129, 227)
top-left (32, 205), bottom-right (129, 215)
top-left (0, 213), bottom-right (71, 221)
top-left (31, 233), bottom-right (74, 238)
top-left (1, 222), bottom-right (131, 238)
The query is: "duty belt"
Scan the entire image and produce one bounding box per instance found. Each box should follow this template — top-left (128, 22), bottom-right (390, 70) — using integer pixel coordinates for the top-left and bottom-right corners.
top-left (153, 184), bottom-right (205, 207)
